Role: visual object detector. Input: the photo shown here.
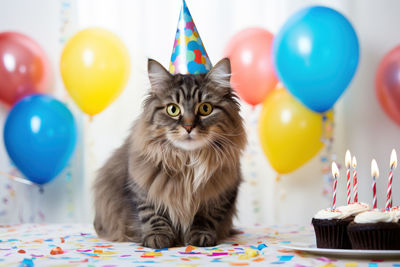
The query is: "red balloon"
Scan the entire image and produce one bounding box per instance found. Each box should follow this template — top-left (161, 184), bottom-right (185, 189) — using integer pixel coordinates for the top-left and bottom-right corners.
top-left (0, 32), bottom-right (51, 106)
top-left (225, 28), bottom-right (278, 106)
top-left (376, 45), bottom-right (400, 126)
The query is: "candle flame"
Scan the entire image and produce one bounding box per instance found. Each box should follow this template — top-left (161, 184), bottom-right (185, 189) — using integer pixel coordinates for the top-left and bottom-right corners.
top-left (332, 162), bottom-right (339, 178)
top-left (345, 150), bottom-right (352, 168)
top-left (371, 159), bottom-right (379, 178)
top-left (390, 149), bottom-right (397, 169)
top-left (352, 156), bottom-right (357, 168)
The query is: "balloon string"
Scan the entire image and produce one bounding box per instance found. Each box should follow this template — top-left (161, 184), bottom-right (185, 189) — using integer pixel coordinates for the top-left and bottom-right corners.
top-left (0, 170), bottom-right (34, 186)
top-left (273, 174), bottom-right (281, 224)
top-left (320, 112), bottom-right (335, 199)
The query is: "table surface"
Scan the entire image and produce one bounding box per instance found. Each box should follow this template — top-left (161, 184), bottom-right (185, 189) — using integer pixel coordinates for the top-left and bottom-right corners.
top-left (0, 224), bottom-right (399, 266)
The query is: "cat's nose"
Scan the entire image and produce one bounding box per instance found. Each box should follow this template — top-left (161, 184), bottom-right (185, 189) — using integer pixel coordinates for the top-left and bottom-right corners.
top-left (183, 124), bottom-right (194, 133)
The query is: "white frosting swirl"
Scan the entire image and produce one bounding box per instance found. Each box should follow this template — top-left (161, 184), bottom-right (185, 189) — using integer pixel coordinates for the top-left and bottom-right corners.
top-left (354, 210), bottom-right (398, 223)
top-left (314, 209), bottom-right (347, 220)
top-left (390, 207), bottom-right (400, 220)
top-left (336, 202), bottom-right (370, 217)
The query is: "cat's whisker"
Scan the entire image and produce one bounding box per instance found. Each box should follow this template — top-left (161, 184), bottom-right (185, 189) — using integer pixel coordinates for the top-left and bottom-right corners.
top-left (204, 137), bottom-right (225, 163)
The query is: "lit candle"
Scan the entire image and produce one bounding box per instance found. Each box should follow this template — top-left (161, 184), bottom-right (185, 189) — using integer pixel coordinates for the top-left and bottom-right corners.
top-left (345, 150), bottom-right (352, 205)
top-left (386, 149), bottom-right (397, 210)
top-left (371, 159), bottom-right (379, 209)
top-left (352, 156), bottom-right (358, 203)
top-left (331, 162), bottom-right (339, 210)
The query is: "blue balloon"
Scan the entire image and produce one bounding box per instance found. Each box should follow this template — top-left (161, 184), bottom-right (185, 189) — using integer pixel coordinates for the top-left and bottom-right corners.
top-left (3, 94), bottom-right (77, 184)
top-left (273, 6), bottom-right (359, 113)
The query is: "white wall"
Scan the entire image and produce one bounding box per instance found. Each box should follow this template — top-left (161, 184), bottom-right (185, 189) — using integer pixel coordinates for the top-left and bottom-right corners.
top-left (0, 0), bottom-right (399, 226)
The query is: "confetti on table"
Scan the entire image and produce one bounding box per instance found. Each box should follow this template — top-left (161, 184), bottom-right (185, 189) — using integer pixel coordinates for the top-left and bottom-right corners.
top-left (278, 255), bottom-right (294, 261)
top-left (185, 245), bottom-right (195, 253)
top-left (0, 224), bottom-right (397, 266)
top-left (50, 246), bottom-right (64, 255)
top-left (244, 248), bottom-right (258, 257)
top-left (20, 258), bottom-right (34, 267)
top-left (257, 243), bottom-right (267, 250)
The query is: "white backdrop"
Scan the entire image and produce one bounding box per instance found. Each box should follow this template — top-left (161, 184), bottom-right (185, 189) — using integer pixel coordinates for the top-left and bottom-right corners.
top-left (0, 0), bottom-right (399, 227)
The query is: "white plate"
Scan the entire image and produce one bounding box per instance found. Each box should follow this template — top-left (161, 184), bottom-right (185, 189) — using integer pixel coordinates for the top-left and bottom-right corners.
top-left (281, 243), bottom-right (400, 258)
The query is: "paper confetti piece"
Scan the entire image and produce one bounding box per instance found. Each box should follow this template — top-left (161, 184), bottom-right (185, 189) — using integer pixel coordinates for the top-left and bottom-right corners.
top-left (18, 249), bottom-right (26, 254)
top-left (368, 264), bottom-right (377, 267)
top-left (245, 248), bottom-right (258, 258)
top-left (94, 244), bottom-right (112, 248)
top-left (19, 258), bottom-right (34, 267)
top-left (69, 259), bottom-right (89, 263)
top-left (238, 254), bottom-right (249, 260)
top-left (50, 246), bottom-right (64, 255)
top-left (257, 244), bottom-right (267, 250)
top-left (252, 256), bottom-right (265, 262)
top-left (185, 245), bottom-right (195, 253)
top-left (229, 262), bottom-right (250, 266)
top-left (155, 248), bottom-right (169, 251)
top-left (208, 252), bottom-right (228, 256)
top-left (345, 263), bottom-right (358, 267)
top-left (278, 248), bottom-right (294, 253)
top-left (278, 255), bottom-right (294, 261)
top-left (141, 252), bottom-right (162, 257)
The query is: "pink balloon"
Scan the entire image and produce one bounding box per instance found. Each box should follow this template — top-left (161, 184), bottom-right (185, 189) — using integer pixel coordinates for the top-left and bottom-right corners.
top-left (225, 28), bottom-right (278, 106)
top-left (0, 32), bottom-right (51, 106)
top-left (376, 45), bottom-right (400, 126)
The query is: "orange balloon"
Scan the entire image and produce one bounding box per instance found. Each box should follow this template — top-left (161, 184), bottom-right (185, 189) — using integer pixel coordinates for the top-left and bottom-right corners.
top-left (225, 28), bottom-right (278, 106)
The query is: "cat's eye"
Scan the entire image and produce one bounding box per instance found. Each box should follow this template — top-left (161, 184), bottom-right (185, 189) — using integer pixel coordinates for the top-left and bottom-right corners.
top-left (198, 102), bottom-right (213, 116)
top-left (166, 104), bottom-right (180, 117)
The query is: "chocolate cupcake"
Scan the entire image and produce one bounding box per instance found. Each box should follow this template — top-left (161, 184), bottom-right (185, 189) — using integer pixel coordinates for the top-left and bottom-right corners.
top-left (312, 203), bottom-right (369, 249)
top-left (348, 210), bottom-right (400, 250)
top-left (312, 209), bottom-right (353, 249)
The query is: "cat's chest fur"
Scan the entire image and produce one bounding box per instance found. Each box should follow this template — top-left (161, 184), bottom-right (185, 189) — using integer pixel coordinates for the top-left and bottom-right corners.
top-left (146, 152), bottom-right (220, 229)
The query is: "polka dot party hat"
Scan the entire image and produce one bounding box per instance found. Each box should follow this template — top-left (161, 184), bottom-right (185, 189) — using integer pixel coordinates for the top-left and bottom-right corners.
top-left (169, 0), bottom-right (212, 74)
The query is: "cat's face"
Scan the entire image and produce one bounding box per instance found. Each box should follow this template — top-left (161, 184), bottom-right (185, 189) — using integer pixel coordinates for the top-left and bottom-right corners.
top-left (144, 58), bottom-right (242, 151)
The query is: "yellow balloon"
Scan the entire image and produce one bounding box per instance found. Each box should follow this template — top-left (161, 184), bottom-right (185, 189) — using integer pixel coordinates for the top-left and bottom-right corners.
top-left (60, 28), bottom-right (130, 116)
top-left (258, 87), bottom-right (333, 174)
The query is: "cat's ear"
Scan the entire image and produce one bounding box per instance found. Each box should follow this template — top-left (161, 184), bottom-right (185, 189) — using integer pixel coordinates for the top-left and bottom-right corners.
top-left (148, 59), bottom-right (172, 91)
top-left (206, 58), bottom-right (232, 89)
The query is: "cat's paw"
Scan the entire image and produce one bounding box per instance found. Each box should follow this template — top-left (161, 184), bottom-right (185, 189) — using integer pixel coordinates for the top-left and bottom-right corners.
top-left (143, 233), bottom-right (174, 249)
top-left (187, 231), bottom-right (217, 247)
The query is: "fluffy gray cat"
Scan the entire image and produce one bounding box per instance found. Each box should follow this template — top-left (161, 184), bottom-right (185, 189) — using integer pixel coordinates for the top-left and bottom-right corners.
top-left (93, 58), bottom-right (247, 248)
